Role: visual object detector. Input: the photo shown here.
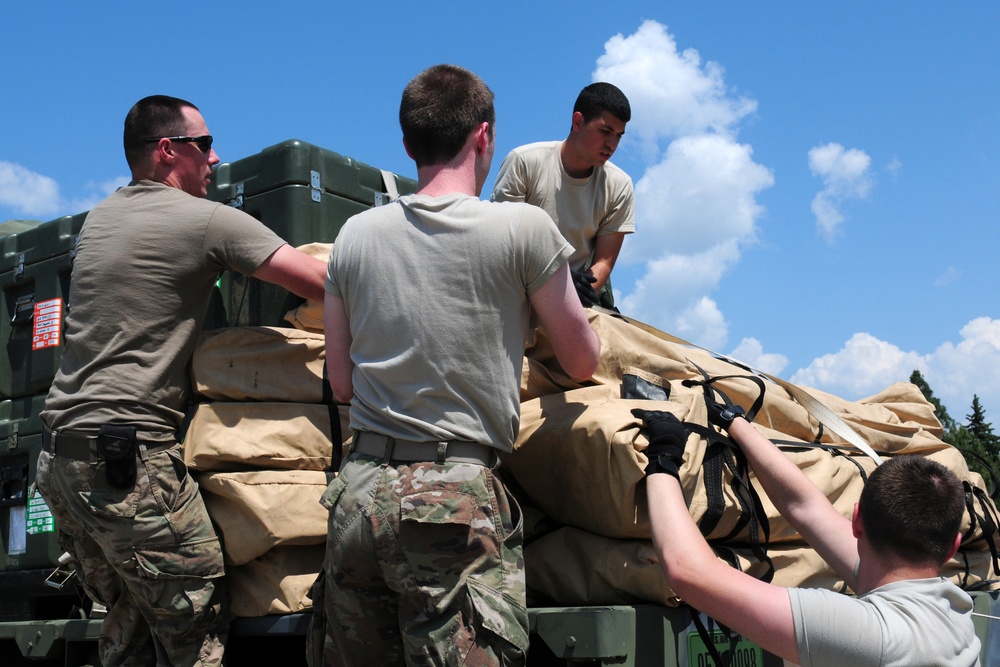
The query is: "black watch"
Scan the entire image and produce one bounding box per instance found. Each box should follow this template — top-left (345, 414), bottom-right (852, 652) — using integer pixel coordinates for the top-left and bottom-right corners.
top-left (721, 405), bottom-right (745, 425)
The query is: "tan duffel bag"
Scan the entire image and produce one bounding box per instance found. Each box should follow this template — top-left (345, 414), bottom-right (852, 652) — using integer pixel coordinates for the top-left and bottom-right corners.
top-left (506, 382), bottom-right (999, 564)
top-left (184, 401), bottom-right (348, 472)
top-left (524, 525), bottom-right (998, 608)
top-left (195, 470), bottom-right (332, 566)
top-left (228, 545), bottom-right (325, 617)
top-left (192, 326), bottom-right (327, 403)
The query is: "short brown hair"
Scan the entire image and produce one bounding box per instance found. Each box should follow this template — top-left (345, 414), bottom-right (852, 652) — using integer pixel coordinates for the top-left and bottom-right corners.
top-left (860, 455), bottom-right (965, 567)
top-left (123, 95), bottom-right (197, 171)
top-left (399, 64), bottom-right (495, 168)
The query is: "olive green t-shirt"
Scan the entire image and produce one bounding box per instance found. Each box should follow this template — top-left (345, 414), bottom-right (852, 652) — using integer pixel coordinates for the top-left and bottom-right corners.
top-left (42, 181), bottom-right (285, 440)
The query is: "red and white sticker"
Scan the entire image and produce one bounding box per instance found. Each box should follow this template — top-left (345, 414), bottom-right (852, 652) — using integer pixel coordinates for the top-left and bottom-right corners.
top-left (32, 298), bottom-right (63, 350)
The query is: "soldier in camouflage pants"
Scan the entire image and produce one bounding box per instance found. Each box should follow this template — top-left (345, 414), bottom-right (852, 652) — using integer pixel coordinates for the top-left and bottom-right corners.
top-left (36, 441), bottom-right (227, 667)
top-left (310, 452), bottom-right (527, 665)
top-left (314, 64), bottom-right (600, 666)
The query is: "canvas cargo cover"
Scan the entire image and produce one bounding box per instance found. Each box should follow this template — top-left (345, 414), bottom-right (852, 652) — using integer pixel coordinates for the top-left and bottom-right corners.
top-left (525, 525), bottom-right (998, 608)
top-left (228, 545), bottom-right (324, 617)
top-left (507, 383), bottom-right (988, 543)
top-left (184, 401), bottom-right (348, 472)
top-left (195, 470), bottom-right (332, 566)
top-left (506, 311), bottom-right (1000, 592)
top-left (192, 326), bottom-right (327, 403)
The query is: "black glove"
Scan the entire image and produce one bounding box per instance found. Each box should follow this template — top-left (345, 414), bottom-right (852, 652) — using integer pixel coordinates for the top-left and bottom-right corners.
top-left (631, 409), bottom-right (689, 478)
top-left (571, 268), bottom-right (600, 307)
top-left (706, 399), bottom-right (746, 431)
top-left (597, 288), bottom-right (620, 313)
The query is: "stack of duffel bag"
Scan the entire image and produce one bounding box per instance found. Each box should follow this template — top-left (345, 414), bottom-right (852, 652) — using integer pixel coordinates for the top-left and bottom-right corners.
top-left (184, 243), bottom-right (346, 617)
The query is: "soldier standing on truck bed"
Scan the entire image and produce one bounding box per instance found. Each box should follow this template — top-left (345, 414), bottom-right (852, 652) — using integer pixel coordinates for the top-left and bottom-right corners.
top-left (35, 95), bottom-right (327, 667)
top-left (491, 82), bottom-right (634, 309)
top-left (633, 402), bottom-right (981, 667)
top-left (310, 64), bottom-right (600, 666)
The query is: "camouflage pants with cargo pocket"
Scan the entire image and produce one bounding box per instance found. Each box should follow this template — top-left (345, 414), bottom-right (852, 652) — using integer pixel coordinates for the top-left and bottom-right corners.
top-left (36, 442), bottom-right (228, 667)
top-left (308, 452), bottom-right (529, 666)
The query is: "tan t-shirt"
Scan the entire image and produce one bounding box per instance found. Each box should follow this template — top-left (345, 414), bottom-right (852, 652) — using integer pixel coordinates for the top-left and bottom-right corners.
top-left (326, 193), bottom-right (572, 452)
top-left (42, 181), bottom-right (285, 440)
top-left (491, 140), bottom-right (635, 269)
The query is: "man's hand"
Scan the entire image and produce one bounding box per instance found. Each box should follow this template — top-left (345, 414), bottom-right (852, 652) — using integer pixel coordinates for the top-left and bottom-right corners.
top-left (631, 409), bottom-right (690, 478)
top-left (706, 398), bottom-right (746, 431)
top-left (571, 268), bottom-right (600, 307)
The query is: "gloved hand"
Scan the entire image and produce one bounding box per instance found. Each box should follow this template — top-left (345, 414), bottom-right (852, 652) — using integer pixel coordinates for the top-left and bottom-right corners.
top-left (571, 268), bottom-right (600, 307)
top-left (631, 409), bottom-right (690, 478)
top-left (706, 398), bottom-right (746, 431)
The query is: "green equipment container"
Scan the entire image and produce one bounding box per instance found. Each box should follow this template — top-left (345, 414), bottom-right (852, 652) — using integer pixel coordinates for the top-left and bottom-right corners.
top-left (0, 392), bottom-right (60, 572)
top-left (205, 139), bottom-right (417, 327)
top-left (0, 213), bottom-right (87, 400)
top-left (0, 220), bottom-right (43, 238)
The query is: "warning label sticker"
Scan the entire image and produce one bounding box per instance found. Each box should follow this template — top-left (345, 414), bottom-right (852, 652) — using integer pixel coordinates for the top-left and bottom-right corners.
top-left (27, 494), bottom-right (55, 534)
top-left (32, 298), bottom-right (63, 350)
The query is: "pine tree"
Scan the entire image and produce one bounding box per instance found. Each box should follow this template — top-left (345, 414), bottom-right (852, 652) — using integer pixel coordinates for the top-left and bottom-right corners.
top-left (967, 395), bottom-right (1000, 456)
top-left (909, 370), bottom-right (957, 432)
top-left (910, 371), bottom-right (999, 492)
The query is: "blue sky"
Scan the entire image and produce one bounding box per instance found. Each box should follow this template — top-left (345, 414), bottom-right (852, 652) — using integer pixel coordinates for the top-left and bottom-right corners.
top-left (3, 2), bottom-right (999, 425)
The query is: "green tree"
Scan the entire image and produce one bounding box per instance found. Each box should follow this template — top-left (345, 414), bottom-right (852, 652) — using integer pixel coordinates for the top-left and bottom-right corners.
top-left (966, 395), bottom-right (1000, 454)
top-left (909, 370), bottom-right (957, 432)
top-left (910, 371), bottom-right (1000, 491)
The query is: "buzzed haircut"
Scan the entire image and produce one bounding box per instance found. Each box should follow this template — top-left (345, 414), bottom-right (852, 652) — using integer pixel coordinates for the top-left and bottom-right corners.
top-left (860, 455), bottom-right (965, 567)
top-left (399, 64), bottom-right (495, 168)
top-left (123, 95), bottom-right (197, 171)
top-left (574, 82), bottom-right (631, 124)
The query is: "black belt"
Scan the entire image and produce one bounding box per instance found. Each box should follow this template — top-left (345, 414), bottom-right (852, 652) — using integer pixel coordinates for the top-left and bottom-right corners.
top-left (41, 427), bottom-right (173, 461)
top-left (352, 431), bottom-right (497, 467)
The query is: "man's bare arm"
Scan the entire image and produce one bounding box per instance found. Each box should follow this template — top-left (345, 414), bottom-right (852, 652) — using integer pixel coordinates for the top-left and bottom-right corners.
top-left (529, 262), bottom-right (600, 380)
top-left (253, 244), bottom-right (327, 302)
top-left (647, 473), bottom-right (801, 663)
top-left (323, 292), bottom-right (354, 403)
top-left (589, 232), bottom-right (625, 292)
top-left (727, 417), bottom-right (859, 587)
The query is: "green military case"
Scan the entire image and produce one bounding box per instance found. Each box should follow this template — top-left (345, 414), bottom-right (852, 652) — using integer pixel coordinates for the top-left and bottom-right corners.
top-left (0, 392), bottom-right (60, 572)
top-left (0, 221), bottom-right (43, 238)
top-left (205, 139), bottom-right (417, 327)
top-left (0, 213), bottom-right (86, 400)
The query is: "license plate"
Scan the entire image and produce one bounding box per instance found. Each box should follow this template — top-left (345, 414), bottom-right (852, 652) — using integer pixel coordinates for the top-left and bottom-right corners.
top-left (687, 629), bottom-right (765, 667)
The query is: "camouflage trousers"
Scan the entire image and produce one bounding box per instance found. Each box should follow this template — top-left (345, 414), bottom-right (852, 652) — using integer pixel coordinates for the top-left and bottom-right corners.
top-left (36, 442), bottom-right (228, 667)
top-left (308, 452), bottom-right (528, 666)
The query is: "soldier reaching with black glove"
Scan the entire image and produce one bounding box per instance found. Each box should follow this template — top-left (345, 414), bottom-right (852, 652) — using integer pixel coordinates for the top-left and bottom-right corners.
top-left (633, 398), bottom-right (979, 666)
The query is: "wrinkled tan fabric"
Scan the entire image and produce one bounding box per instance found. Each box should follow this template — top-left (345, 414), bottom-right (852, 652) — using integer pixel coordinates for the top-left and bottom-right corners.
top-left (507, 311), bottom-right (1000, 604)
top-left (525, 526), bottom-right (841, 607)
top-left (192, 325), bottom-right (328, 403)
top-left (184, 401), bottom-right (348, 472)
top-left (525, 525), bottom-right (998, 608)
top-left (195, 470), bottom-right (333, 566)
top-left (228, 545), bottom-right (325, 617)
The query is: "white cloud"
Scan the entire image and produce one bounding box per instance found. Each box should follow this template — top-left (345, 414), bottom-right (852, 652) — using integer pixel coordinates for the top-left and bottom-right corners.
top-left (592, 20), bottom-right (773, 349)
top-left (790, 333), bottom-right (924, 397)
top-left (933, 266), bottom-right (962, 287)
top-left (728, 338), bottom-right (789, 376)
top-left (788, 318), bottom-right (1000, 423)
top-left (0, 162), bottom-right (126, 219)
top-left (595, 20), bottom-right (757, 159)
top-left (0, 161), bottom-right (62, 217)
top-left (808, 143), bottom-right (872, 242)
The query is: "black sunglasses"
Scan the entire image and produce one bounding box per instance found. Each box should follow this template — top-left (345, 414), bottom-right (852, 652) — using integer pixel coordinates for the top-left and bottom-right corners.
top-left (143, 135), bottom-right (214, 153)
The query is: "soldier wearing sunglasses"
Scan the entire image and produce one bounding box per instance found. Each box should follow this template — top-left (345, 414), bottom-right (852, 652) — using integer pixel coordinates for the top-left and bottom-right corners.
top-left (36, 95), bottom-right (327, 667)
